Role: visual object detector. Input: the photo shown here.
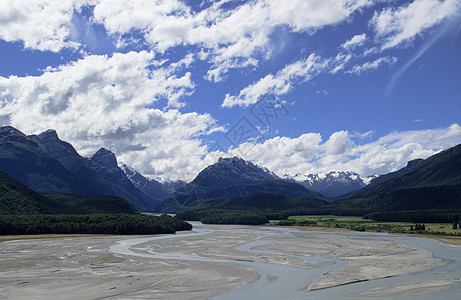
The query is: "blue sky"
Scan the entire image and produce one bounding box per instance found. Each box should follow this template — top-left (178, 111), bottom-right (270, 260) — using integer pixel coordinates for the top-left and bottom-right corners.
top-left (1, 0), bottom-right (460, 181)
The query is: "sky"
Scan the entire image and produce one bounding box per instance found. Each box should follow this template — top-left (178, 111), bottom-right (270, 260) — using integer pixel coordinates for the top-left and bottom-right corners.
top-left (1, 0), bottom-right (461, 182)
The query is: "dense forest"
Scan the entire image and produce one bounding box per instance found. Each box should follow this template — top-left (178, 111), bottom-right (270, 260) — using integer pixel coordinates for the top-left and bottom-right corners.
top-left (0, 214), bottom-right (192, 235)
top-left (176, 209), bottom-right (288, 225)
top-left (364, 210), bottom-right (461, 223)
top-left (185, 193), bottom-right (329, 213)
top-left (40, 192), bottom-right (139, 214)
top-left (0, 167), bottom-right (194, 235)
top-left (174, 193), bottom-right (331, 224)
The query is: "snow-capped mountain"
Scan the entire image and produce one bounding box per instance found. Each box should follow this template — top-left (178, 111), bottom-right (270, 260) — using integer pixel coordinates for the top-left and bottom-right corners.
top-left (283, 171), bottom-right (378, 198)
top-left (156, 156), bottom-right (322, 213)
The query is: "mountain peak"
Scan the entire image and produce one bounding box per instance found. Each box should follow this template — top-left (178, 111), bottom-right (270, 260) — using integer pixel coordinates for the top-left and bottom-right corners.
top-left (0, 125), bottom-right (23, 134)
top-left (192, 156), bottom-right (279, 190)
top-left (217, 156), bottom-right (245, 164)
top-left (39, 129), bottom-right (58, 138)
top-left (40, 129), bottom-right (58, 136)
top-left (0, 126), bottom-right (28, 141)
top-left (30, 128), bottom-right (83, 162)
top-left (91, 148), bottom-right (118, 169)
top-left (34, 129), bottom-right (61, 144)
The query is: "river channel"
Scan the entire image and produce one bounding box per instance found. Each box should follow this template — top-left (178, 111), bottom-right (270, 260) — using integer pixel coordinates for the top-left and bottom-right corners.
top-left (109, 223), bottom-right (461, 299)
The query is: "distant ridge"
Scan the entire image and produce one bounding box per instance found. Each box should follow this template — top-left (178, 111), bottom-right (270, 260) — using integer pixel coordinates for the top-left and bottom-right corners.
top-left (283, 171), bottom-right (376, 197)
top-left (156, 156), bottom-right (323, 213)
top-left (120, 163), bottom-right (179, 203)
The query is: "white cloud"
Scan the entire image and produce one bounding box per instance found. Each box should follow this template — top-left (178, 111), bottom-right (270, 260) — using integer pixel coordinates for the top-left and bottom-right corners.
top-left (0, 0), bottom-right (377, 79)
top-left (371, 0), bottom-right (461, 49)
top-left (0, 51), bottom-right (222, 181)
top-left (349, 56), bottom-right (397, 75)
top-left (225, 133), bottom-right (324, 176)
top-left (222, 53), bottom-right (329, 107)
top-left (385, 15), bottom-right (459, 94)
top-left (0, 0), bottom-right (96, 51)
top-left (92, 0), bottom-right (373, 80)
top-left (267, 0), bottom-right (373, 31)
top-left (330, 53), bottom-right (352, 74)
top-left (341, 33), bottom-right (367, 49)
top-left (222, 49), bottom-right (398, 108)
top-left (222, 124), bottom-right (461, 178)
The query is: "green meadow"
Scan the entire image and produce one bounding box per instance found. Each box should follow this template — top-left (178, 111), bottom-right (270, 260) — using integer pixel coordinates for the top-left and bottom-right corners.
top-left (270, 215), bottom-right (461, 236)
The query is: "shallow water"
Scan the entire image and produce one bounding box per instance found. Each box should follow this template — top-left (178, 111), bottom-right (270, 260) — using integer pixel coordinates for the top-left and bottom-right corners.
top-left (108, 225), bottom-right (461, 299)
top-left (284, 230), bottom-right (461, 300)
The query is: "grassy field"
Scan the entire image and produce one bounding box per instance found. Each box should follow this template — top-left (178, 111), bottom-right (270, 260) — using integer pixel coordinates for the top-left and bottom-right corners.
top-left (270, 215), bottom-right (461, 236)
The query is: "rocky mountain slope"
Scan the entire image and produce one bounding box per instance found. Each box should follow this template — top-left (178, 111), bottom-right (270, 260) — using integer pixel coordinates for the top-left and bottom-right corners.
top-left (336, 144), bottom-right (461, 212)
top-left (0, 126), bottom-right (157, 212)
top-left (156, 156), bottom-right (323, 213)
top-left (0, 170), bottom-right (137, 215)
top-left (120, 163), bottom-right (177, 203)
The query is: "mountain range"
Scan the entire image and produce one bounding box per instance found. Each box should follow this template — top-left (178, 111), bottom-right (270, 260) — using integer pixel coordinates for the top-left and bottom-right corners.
top-left (2, 125), bottom-right (459, 217)
top-left (0, 126), bottom-right (326, 213)
top-left (283, 171), bottom-right (377, 198)
top-left (155, 156), bottom-right (324, 213)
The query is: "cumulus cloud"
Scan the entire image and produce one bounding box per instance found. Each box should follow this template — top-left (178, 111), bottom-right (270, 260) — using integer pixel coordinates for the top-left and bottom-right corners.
top-left (3, 0), bottom-right (458, 80)
top-left (0, 51), bottom-right (222, 181)
top-left (371, 0), bottom-right (461, 49)
top-left (0, 0), bottom-right (96, 51)
top-left (222, 124), bottom-right (461, 178)
top-left (0, 0), bottom-right (373, 81)
top-left (1, 0), bottom-right (414, 80)
top-left (92, 0), bottom-right (372, 81)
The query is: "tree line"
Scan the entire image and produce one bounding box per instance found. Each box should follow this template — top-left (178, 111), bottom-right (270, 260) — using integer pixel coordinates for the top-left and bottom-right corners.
top-left (176, 209), bottom-right (288, 225)
top-left (0, 214), bottom-right (192, 235)
top-left (363, 210), bottom-right (461, 223)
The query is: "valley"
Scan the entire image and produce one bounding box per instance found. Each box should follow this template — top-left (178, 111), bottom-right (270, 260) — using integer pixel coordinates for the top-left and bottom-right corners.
top-left (2, 3), bottom-right (461, 299)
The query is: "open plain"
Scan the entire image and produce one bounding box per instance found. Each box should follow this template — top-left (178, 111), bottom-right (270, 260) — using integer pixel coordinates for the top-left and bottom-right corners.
top-left (1, 223), bottom-right (461, 299)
